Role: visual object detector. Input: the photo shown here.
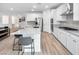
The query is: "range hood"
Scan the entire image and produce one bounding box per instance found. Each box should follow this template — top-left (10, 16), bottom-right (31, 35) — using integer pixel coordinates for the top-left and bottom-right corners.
top-left (61, 3), bottom-right (73, 16)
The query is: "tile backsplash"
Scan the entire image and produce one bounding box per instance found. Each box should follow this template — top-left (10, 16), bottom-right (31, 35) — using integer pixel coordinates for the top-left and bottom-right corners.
top-left (59, 21), bottom-right (79, 29)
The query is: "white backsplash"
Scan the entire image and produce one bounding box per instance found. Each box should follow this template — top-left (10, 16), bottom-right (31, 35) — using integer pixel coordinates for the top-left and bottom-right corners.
top-left (59, 21), bottom-right (79, 29)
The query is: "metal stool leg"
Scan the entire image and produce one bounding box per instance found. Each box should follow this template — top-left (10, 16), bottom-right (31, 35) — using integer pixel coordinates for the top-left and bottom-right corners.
top-left (31, 39), bottom-right (35, 55)
top-left (31, 43), bottom-right (32, 55)
top-left (12, 37), bottom-right (16, 51)
top-left (18, 40), bottom-right (22, 55)
top-left (18, 40), bottom-right (23, 55)
top-left (18, 42), bottom-right (20, 55)
top-left (32, 39), bottom-right (35, 55)
top-left (18, 45), bottom-right (22, 55)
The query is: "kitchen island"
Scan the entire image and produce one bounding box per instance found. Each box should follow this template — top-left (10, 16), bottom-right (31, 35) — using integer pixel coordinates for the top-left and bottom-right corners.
top-left (11, 27), bottom-right (41, 54)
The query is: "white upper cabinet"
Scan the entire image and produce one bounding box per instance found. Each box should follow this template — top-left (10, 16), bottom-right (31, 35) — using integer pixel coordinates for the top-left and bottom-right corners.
top-left (73, 3), bottom-right (79, 21)
top-left (57, 4), bottom-right (67, 15)
top-left (60, 3), bottom-right (73, 16)
top-left (52, 3), bottom-right (73, 22)
top-left (55, 4), bottom-right (67, 21)
top-left (50, 3), bottom-right (73, 22)
top-left (50, 4), bottom-right (67, 24)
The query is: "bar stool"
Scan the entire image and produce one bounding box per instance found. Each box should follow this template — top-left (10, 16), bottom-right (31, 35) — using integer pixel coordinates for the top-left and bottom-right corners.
top-left (18, 37), bottom-right (35, 55)
top-left (12, 34), bottom-right (23, 51)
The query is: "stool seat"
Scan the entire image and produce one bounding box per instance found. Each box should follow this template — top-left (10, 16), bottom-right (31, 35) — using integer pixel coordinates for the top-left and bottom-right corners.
top-left (14, 34), bottom-right (23, 38)
top-left (19, 37), bottom-right (33, 45)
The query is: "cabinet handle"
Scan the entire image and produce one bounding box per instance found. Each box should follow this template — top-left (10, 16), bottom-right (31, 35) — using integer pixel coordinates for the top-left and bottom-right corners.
top-left (73, 40), bottom-right (76, 43)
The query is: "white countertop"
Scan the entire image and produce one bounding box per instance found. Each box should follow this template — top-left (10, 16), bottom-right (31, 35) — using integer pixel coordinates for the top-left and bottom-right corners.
top-left (54, 25), bottom-right (79, 36)
top-left (11, 28), bottom-right (41, 37)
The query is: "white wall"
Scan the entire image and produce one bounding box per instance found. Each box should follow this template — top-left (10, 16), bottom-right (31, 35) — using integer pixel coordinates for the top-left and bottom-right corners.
top-left (0, 15), bottom-right (2, 25)
top-left (0, 13), bottom-right (3, 25)
top-left (43, 9), bottom-right (51, 33)
top-left (0, 12), bottom-right (42, 28)
top-left (26, 13), bottom-right (42, 21)
top-left (0, 13), bottom-right (21, 28)
top-left (18, 13), bottom-right (42, 28)
top-left (51, 9), bottom-right (59, 24)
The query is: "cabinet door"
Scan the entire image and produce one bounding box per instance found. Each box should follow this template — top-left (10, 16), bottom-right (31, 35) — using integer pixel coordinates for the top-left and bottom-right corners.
top-left (53, 28), bottom-right (67, 47)
top-left (76, 41), bottom-right (79, 54)
top-left (68, 35), bottom-right (79, 55)
top-left (70, 35), bottom-right (79, 55)
top-left (57, 4), bottom-right (67, 15)
top-left (60, 32), bottom-right (67, 47)
top-left (59, 30), bottom-right (68, 47)
top-left (54, 28), bottom-right (61, 40)
top-left (53, 28), bottom-right (58, 38)
top-left (67, 36), bottom-right (76, 54)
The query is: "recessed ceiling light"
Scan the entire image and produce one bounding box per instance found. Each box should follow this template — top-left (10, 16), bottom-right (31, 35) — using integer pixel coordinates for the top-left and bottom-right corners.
top-left (10, 8), bottom-right (14, 11)
top-left (33, 5), bottom-right (37, 8)
top-left (45, 5), bottom-right (49, 8)
top-left (32, 9), bottom-right (34, 11)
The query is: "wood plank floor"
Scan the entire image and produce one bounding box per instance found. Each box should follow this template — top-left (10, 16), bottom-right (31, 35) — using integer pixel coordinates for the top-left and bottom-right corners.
top-left (41, 32), bottom-right (70, 55)
top-left (0, 32), bottom-right (70, 55)
top-left (0, 35), bottom-right (18, 55)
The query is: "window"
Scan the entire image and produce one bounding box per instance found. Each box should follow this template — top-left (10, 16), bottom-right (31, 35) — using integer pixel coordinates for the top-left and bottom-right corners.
top-left (2, 15), bottom-right (9, 24)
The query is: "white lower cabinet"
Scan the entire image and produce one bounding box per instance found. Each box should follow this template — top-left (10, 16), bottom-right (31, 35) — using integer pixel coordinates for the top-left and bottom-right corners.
top-left (66, 34), bottom-right (79, 54)
top-left (54, 27), bottom-right (67, 47)
top-left (66, 36), bottom-right (76, 54)
top-left (53, 27), bottom-right (59, 38)
top-left (76, 41), bottom-right (79, 54)
top-left (59, 31), bottom-right (67, 47)
top-left (53, 27), bottom-right (79, 54)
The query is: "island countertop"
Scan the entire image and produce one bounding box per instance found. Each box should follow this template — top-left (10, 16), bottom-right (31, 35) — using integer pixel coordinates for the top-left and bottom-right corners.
top-left (11, 27), bottom-right (41, 53)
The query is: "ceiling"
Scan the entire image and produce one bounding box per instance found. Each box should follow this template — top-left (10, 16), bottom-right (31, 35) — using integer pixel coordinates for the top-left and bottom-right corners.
top-left (0, 3), bottom-right (62, 13)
